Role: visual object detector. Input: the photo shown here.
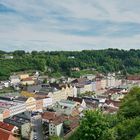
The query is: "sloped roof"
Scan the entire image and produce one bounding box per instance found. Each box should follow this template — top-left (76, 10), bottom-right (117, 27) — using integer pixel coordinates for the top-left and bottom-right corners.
top-left (105, 99), bottom-right (120, 107)
top-left (67, 96), bottom-right (83, 104)
top-left (0, 129), bottom-right (10, 140)
top-left (71, 78), bottom-right (90, 85)
top-left (127, 75), bottom-right (140, 80)
top-left (22, 77), bottom-right (34, 81)
top-left (0, 121), bottom-right (15, 131)
top-left (42, 111), bottom-right (56, 121)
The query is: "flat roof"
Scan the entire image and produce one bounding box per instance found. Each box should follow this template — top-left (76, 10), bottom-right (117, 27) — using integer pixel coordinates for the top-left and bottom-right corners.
top-left (0, 92), bottom-right (20, 98)
top-left (14, 96), bottom-right (28, 102)
top-left (4, 112), bottom-right (30, 127)
top-left (0, 99), bottom-right (23, 109)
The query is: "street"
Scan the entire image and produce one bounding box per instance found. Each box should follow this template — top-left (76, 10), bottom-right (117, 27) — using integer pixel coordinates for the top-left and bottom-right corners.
top-left (30, 115), bottom-right (44, 140)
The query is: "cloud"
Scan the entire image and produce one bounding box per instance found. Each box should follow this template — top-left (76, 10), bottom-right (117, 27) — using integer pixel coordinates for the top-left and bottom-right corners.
top-left (0, 0), bottom-right (140, 51)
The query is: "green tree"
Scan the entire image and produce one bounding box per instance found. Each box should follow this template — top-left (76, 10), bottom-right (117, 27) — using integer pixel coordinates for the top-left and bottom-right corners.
top-left (118, 87), bottom-right (140, 118)
top-left (48, 136), bottom-right (63, 140)
top-left (115, 117), bottom-right (140, 140)
top-left (75, 110), bottom-right (112, 140)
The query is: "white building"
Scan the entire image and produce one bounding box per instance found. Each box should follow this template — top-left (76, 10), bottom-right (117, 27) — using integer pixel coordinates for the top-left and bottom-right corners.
top-left (73, 86), bottom-right (77, 97)
top-left (10, 75), bottom-right (20, 85)
top-left (1, 81), bottom-right (10, 88)
top-left (49, 122), bottom-right (63, 137)
top-left (43, 98), bottom-right (53, 107)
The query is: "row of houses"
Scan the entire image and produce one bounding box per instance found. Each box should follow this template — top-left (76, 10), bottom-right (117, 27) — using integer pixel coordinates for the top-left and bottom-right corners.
top-left (42, 97), bottom-right (83, 137)
top-left (10, 74), bottom-right (35, 86)
top-left (71, 76), bottom-right (122, 94)
top-left (0, 82), bottom-right (78, 121)
top-left (22, 84), bottom-right (76, 103)
top-left (0, 96), bottom-right (52, 121)
top-left (41, 90), bottom-right (124, 138)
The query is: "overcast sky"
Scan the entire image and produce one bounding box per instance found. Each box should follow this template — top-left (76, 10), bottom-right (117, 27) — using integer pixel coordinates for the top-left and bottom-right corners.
top-left (0, 0), bottom-right (140, 51)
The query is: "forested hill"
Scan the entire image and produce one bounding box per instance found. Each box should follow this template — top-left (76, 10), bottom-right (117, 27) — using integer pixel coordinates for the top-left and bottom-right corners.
top-left (0, 49), bottom-right (140, 80)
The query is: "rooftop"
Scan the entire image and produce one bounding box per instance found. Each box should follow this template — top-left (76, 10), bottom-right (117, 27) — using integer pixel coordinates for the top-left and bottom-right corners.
top-left (14, 96), bottom-right (28, 102)
top-left (51, 115), bottom-right (80, 127)
top-left (0, 99), bottom-right (22, 109)
top-left (0, 92), bottom-right (20, 98)
top-left (105, 99), bottom-right (120, 108)
top-left (4, 113), bottom-right (30, 127)
top-left (127, 75), bottom-right (140, 80)
top-left (71, 78), bottom-right (91, 85)
top-left (67, 96), bottom-right (83, 104)
top-left (42, 111), bottom-right (57, 121)
top-left (60, 99), bottom-right (76, 105)
top-left (21, 77), bottom-right (34, 81)
top-left (0, 129), bottom-right (11, 140)
top-left (0, 121), bottom-right (15, 131)
top-left (10, 75), bottom-right (19, 79)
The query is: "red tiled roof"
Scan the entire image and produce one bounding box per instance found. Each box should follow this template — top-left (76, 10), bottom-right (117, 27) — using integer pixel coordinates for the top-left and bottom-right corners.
top-left (52, 115), bottom-right (79, 127)
top-left (0, 129), bottom-right (18, 140)
top-left (0, 122), bottom-right (15, 131)
top-left (71, 78), bottom-right (87, 84)
top-left (67, 96), bottom-right (83, 104)
top-left (42, 112), bottom-right (56, 121)
top-left (104, 88), bottom-right (122, 95)
top-left (71, 109), bottom-right (80, 117)
top-left (22, 77), bottom-right (34, 81)
top-left (42, 112), bottom-right (80, 128)
top-left (0, 129), bottom-right (10, 140)
top-left (105, 99), bottom-right (120, 107)
top-left (127, 75), bottom-right (140, 80)
top-left (103, 106), bottom-right (118, 114)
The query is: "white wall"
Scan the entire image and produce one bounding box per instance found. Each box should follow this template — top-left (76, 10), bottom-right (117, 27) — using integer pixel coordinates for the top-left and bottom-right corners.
top-left (43, 98), bottom-right (53, 107)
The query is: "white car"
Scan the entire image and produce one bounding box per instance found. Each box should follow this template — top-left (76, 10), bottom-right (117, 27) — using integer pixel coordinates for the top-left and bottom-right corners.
top-left (33, 136), bottom-right (37, 140)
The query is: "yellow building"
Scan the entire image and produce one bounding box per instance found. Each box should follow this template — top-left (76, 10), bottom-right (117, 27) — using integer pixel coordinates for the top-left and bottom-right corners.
top-left (21, 77), bottom-right (35, 85)
top-left (25, 97), bottom-right (36, 111)
top-left (15, 97), bottom-right (36, 111)
top-left (84, 84), bottom-right (93, 93)
top-left (21, 91), bottom-right (35, 98)
top-left (49, 85), bottom-right (74, 104)
top-left (19, 74), bottom-right (29, 80)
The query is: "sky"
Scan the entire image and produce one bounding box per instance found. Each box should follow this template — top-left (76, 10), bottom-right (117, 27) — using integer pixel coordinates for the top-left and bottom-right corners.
top-left (0, 0), bottom-right (140, 51)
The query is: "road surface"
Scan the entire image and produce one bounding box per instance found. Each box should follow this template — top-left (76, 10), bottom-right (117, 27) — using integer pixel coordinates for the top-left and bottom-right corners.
top-left (30, 115), bottom-right (44, 140)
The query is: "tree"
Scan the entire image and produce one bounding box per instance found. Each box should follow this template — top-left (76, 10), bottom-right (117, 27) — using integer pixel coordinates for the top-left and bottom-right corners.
top-left (74, 110), bottom-right (112, 140)
top-left (13, 50), bottom-right (25, 57)
top-left (1, 49), bottom-right (140, 80)
top-left (48, 136), bottom-right (63, 140)
top-left (115, 87), bottom-right (140, 140)
top-left (69, 87), bottom-right (140, 140)
top-left (115, 117), bottom-right (140, 140)
top-left (134, 134), bottom-right (140, 140)
top-left (118, 87), bottom-right (140, 118)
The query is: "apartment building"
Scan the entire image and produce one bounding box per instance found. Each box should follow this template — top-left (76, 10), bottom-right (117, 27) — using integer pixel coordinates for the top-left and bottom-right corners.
top-left (0, 99), bottom-right (26, 121)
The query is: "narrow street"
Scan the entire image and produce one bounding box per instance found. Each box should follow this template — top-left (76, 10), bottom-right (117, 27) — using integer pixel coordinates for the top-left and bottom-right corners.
top-left (30, 115), bottom-right (44, 140)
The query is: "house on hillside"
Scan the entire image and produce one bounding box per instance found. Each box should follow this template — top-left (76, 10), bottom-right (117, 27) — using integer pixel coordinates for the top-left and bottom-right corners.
top-left (10, 75), bottom-right (20, 85)
top-left (21, 77), bottom-right (35, 85)
top-left (19, 74), bottom-right (29, 80)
